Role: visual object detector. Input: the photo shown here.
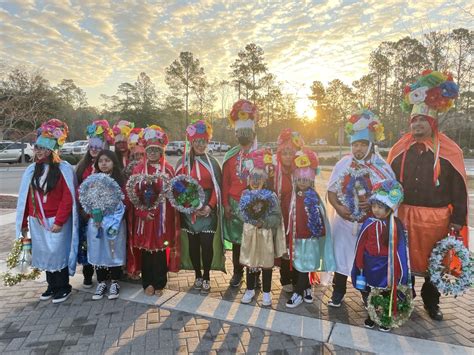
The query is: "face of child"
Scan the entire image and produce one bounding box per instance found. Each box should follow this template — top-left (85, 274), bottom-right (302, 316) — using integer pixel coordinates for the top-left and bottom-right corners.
top-left (192, 139), bottom-right (208, 155)
top-left (371, 202), bottom-right (391, 219)
top-left (98, 155), bottom-right (114, 174)
top-left (296, 178), bottom-right (313, 191)
top-left (146, 146), bottom-right (162, 162)
top-left (249, 172), bottom-right (266, 190)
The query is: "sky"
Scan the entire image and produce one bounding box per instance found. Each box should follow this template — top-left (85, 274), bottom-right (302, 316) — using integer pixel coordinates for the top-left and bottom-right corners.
top-left (1, 0), bottom-right (473, 117)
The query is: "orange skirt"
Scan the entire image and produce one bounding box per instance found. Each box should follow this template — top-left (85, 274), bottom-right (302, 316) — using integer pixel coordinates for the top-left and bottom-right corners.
top-left (398, 204), bottom-right (450, 275)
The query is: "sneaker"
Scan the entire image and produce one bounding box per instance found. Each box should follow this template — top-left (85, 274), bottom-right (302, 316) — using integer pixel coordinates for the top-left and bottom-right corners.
top-left (328, 293), bottom-right (344, 308)
top-left (83, 278), bottom-right (93, 289)
top-left (262, 292), bottom-right (272, 307)
top-left (364, 318), bottom-right (375, 329)
top-left (229, 272), bottom-right (243, 287)
top-left (303, 288), bottom-right (313, 303)
top-left (379, 326), bottom-right (391, 332)
top-left (282, 284), bottom-right (294, 293)
top-left (241, 289), bottom-right (255, 304)
top-left (286, 293), bottom-right (303, 308)
top-left (108, 282), bottom-right (120, 300)
top-left (201, 280), bottom-right (211, 294)
top-left (39, 288), bottom-right (54, 301)
top-left (424, 304), bottom-right (443, 321)
top-left (194, 278), bottom-right (203, 290)
top-left (92, 282), bottom-right (107, 300)
top-left (52, 290), bottom-right (71, 304)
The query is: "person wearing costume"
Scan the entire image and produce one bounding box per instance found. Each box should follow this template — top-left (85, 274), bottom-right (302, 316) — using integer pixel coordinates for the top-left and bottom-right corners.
top-left (175, 119), bottom-right (225, 294)
top-left (327, 109), bottom-right (394, 307)
top-left (76, 120), bottom-right (115, 289)
top-left (112, 120), bottom-right (134, 171)
top-left (286, 149), bottom-right (335, 308)
top-left (387, 70), bottom-right (468, 321)
top-left (83, 150), bottom-right (127, 301)
top-left (239, 148), bottom-right (285, 307)
top-left (273, 128), bottom-right (305, 293)
top-left (16, 119), bottom-right (79, 304)
top-left (351, 180), bottom-right (409, 331)
top-left (222, 99), bottom-right (259, 288)
top-left (130, 125), bottom-right (179, 296)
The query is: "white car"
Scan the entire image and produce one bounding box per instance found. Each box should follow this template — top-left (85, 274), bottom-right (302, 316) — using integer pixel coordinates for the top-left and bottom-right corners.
top-left (71, 140), bottom-right (89, 156)
top-left (59, 142), bottom-right (75, 155)
top-left (166, 141), bottom-right (186, 156)
top-left (0, 141), bottom-right (34, 163)
top-left (208, 141), bottom-right (230, 154)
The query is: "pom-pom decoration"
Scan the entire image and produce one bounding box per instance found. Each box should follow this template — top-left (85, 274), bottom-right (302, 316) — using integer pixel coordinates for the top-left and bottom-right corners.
top-left (167, 174), bottom-right (205, 214)
top-left (367, 285), bottom-right (414, 329)
top-left (228, 99), bottom-right (258, 127)
top-left (239, 189), bottom-right (275, 226)
top-left (126, 173), bottom-right (169, 211)
top-left (1, 239), bottom-right (41, 287)
top-left (86, 120), bottom-right (115, 145)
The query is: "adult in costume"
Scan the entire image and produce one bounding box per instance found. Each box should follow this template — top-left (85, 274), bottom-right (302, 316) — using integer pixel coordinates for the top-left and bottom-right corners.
top-left (175, 119), bottom-right (225, 294)
top-left (76, 119), bottom-right (115, 288)
top-left (327, 109), bottom-right (394, 307)
top-left (16, 119), bottom-right (79, 303)
top-left (388, 70), bottom-right (468, 321)
top-left (273, 128), bottom-right (305, 293)
top-left (222, 99), bottom-right (258, 287)
top-left (286, 149), bottom-right (335, 308)
top-left (112, 120), bottom-right (134, 170)
top-left (130, 125), bottom-right (179, 296)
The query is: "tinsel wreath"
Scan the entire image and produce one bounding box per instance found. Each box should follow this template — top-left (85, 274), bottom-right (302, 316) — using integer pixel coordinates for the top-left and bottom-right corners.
top-left (123, 160), bottom-right (141, 180)
top-left (79, 173), bottom-right (124, 216)
top-left (126, 172), bottom-right (168, 211)
top-left (167, 174), bottom-right (205, 214)
top-left (367, 285), bottom-right (414, 329)
top-left (428, 235), bottom-right (472, 297)
top-left (1, 239), bottom-right (41, 287)
top-left (239, 189), bottom-right (275, 226)
top-left (303, 188), bottom-right (324, 238)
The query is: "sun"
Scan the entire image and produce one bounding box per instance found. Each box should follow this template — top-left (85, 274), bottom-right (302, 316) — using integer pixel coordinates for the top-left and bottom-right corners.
top-left (296, 98), bottom-right (316, 120)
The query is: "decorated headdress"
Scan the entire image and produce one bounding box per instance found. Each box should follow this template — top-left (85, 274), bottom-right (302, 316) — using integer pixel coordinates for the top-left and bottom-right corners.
top-left (186, 119), bottom-right (212, 142)
top-left (86, 120), bottom-right (115, 147)
top-left (112, 120), bottom-right (134, 143)
top-left (293, 148), bottom-right (319, 181)
top-left (228, 99), bottom-right (258, 133)
top-left (277, 128), bottom-right (305, 155)
top-left (143, 125), bottom-right (169, 149)
top-left (36, 119), bottom-right (69, 152)
top-left (401, 70), bottom-right (459, 120)
top-left (345, 108), bottom-right (385, 144)
top-left (244, 148), bottom-right (274, 179)
top-left (128, 128), bottom-right (144, 149)
top-left (369, 180), bottom-right (404, 212)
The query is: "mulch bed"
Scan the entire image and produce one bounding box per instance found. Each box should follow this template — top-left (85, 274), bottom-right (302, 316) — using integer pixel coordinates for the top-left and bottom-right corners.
top-left (0, 195), bottom-right (18, 209)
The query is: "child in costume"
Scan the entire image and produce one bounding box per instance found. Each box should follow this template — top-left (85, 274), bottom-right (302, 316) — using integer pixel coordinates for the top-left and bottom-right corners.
top-left (351, 180), bottom-right (409, 332)
top-left (112, 120), bottom-right (134, 171)
top-left (286, 149), bottom-right (335, 308)
top-left (239, 149), bottom-right (285, 307)
top-left (82, 150), bottom-right (127, 301)
top-left (16, 119), bottom-right (79, 304)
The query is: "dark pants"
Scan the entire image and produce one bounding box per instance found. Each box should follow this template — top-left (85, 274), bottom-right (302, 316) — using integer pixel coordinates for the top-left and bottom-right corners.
top-left (413, 275), bottom-right (440, 309)
top-left (232, 243), bottom-right (243, 275)
top-left (280, 258), bottom-right (297, 287)
top-left (46, 267), bottom-right (71, 296)
top-left (332, 272), bottom-right (348, 298)
top-left (141, 250), bottom-right (167, 290)
top-left (83, 264), bottom-right (94, 282)
top-left (294, 271), bottom-right (310, 296)
top-left (96, 266), bottom-right (122, 283)
top-left (247, 269), bottom-right (272, 292)
top-left (188, 232), bottom-right (214, 280)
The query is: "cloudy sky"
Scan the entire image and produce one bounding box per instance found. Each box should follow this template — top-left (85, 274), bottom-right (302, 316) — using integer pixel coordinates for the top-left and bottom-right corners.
top-left (1, 0), bottom-right (472, 115)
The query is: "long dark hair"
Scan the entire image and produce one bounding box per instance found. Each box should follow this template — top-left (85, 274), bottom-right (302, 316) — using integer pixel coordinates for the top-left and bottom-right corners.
top-left (76, 150), bottom-right (94, 184)
top-left (115, 149), bottom-right (128, 171)
top-left (31, 154), bottom-right (61, 194)
top-left (93, 150), bottom-right (124, 187)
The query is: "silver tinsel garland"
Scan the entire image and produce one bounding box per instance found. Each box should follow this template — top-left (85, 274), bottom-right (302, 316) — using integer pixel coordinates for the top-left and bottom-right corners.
top-left (126, 172), bottom-right (169, 211)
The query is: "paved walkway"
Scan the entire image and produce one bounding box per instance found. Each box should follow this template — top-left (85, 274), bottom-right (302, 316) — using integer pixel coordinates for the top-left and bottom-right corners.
top-left (0, 208), bottom-right (473, 354)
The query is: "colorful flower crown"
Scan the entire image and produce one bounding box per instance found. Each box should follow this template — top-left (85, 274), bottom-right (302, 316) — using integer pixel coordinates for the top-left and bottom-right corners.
top-left (277, 128), bottom-right (305, 151)
top-left (294, 149), bottom-right (318, 170)
top-left (369, 179), bottom-right (404, 211)
top-left (143, 125), bottom-right (168, 148)
top-left (345, 108), bottom-right (385, 142)
top-left (128, 127), bottom-right (144, 148)
top-left (401, 70), bottom-right (459, 117)
top-left (228, 99), bottom-right (258, 129)
top-left (186, 120), bottom-right (213, 141)
top-left (113, 120), bottom-right (135, 142)
top-left (36, 119), bottom-right (69, 150)
top-left (86, 120), bottom-right (115, 145)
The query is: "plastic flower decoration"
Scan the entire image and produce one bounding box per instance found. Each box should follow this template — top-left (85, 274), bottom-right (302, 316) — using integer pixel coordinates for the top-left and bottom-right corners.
top-left (143, 125), bottom-right (169, 147)
top-left (228, 99), bottom-right (258, 127)
top-left (113, 120), bottom-right (134, 142)
top-left (36, 119), bottom-right (69, 150)
top-left (86, 120), bottom-right (115, 145)
top-left (167, 175), bottom-right (205, 214)
top-left (186, 119), bottom-right (213, 142)
top-left (345, 108), bottom-right (385, 142)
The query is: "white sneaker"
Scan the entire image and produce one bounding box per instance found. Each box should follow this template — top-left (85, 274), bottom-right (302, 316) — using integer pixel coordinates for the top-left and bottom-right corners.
top-left (286, 292), bottom-right (303, 308)
top-left (303, 288), bottom-right (313, 303)
top-left (262, 292), bottom-right (272, 306)
top-left (92, 282), bottom-right (107, 300)
top-left (108, 282), bottom-right (120, 300)
top-left (241, 289), bottom-right (255, 304)
top-left (282, 284), bottom-right (293, 293)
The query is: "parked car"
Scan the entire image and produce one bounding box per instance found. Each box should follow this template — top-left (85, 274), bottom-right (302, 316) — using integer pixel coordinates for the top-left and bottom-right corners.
top-left (166, 141), bottom-right (185, 155)
top-left (59, 142), bottom-right (75, 155)
top-left (0, 141), bottom-right (34, 163)
top-left (208, 141), bottom-right (231, 153)
top-left (71, 140), bottom-right (89, 156)
top-left (313, 139), bottom-right (328, 145)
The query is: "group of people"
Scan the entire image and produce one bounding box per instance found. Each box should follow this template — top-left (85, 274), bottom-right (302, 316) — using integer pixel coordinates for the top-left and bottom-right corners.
top-left (15, 70), bottom-right (468, 331)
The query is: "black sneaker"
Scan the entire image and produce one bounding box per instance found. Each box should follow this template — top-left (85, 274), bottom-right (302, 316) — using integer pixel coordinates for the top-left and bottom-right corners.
top-left (52, 290), bottom-right (71, 304)
top-left (364, 318), bottom-right (375, 329)
top-left (328, 292), bottom-right (344, 308)
top-left (303, 288), bottom-right (313, 304)
top-left (424, 305), bottom-right (443, 321)
top-left (39, 288), bottom-right (54, 301)
top-left (108, 282), bottom-right (120, 300)
top-left (83, 278), bottom-right (93, 289)
top-left (92, 282), bottom-right (107, 300)
top-left (286, 293), bottom-right (303, 308)
top-left (379, 326), bottom-right (391, 332)
top-left (229, 273), bottom-right (243, 287)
